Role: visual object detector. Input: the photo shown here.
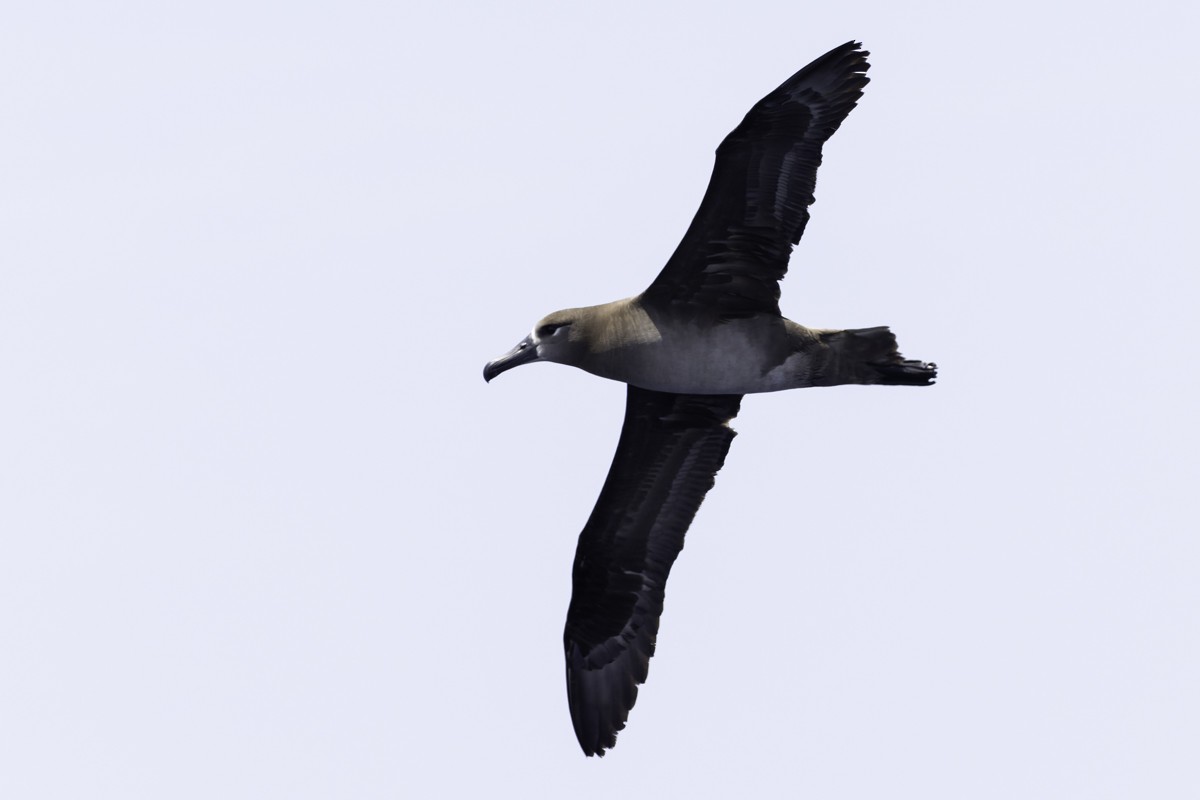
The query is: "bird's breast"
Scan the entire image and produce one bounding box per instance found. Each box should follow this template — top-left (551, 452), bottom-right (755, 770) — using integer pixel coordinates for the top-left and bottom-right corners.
top-left (580, 316), bottom-right (811, 394)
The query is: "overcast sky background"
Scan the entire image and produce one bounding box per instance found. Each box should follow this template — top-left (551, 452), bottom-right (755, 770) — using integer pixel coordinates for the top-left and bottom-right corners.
top-left (2, 1), bottom-right (1198, 797)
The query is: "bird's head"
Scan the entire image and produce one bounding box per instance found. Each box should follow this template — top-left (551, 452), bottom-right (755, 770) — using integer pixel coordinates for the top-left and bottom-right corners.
top-left (482, 310), bottom-right (582, 382)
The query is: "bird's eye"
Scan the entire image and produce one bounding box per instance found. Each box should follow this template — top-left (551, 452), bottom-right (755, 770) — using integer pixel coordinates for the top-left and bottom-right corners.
top-left (537, 323), bottom-right (567, 338)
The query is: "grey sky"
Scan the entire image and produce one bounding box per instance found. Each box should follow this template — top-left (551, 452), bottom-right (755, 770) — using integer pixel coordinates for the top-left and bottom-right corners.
top-left (2, 1), bottom-right (1198, 797)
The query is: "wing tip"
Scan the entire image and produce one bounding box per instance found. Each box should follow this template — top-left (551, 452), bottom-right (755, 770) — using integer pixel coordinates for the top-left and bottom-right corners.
top-left (565, 645), bottom-right (642, 757)
top-left (775, 39), bottom-right (871, 98)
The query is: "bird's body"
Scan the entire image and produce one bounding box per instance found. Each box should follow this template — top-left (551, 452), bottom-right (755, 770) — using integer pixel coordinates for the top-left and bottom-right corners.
top-left (483, 41), bottom-right (936, 756)
top-left (535, 297), bottom-right (931, 394)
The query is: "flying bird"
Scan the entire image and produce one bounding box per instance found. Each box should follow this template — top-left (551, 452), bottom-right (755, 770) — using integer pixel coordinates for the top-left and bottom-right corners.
top-left (483, 41), bottom-right (935, 757)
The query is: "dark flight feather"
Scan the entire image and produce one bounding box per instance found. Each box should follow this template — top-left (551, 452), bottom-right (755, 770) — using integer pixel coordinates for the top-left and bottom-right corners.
top-left (563, 387), bottom-right (742, 756)
top-left (642, 40), bottom-right (870, 319)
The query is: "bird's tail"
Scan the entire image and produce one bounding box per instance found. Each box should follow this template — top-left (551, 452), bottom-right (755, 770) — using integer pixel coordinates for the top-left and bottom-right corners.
top-left (814, 326), bottom-right (937, 386)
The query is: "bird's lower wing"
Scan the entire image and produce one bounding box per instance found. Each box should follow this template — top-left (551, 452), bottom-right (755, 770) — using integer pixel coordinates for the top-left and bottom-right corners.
top-left (563, 386), bottom-right (742, 756)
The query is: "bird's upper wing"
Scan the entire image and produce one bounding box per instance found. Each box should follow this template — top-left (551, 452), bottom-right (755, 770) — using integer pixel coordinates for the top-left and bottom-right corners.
top-left (563, 386), bottom-right (742, 756)
top-left (641, 41), bottom-right (870, 319)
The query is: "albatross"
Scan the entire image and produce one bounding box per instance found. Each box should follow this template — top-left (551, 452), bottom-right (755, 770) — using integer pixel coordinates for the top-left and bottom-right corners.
top-left (483, 40), bottom-right (935, 756)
